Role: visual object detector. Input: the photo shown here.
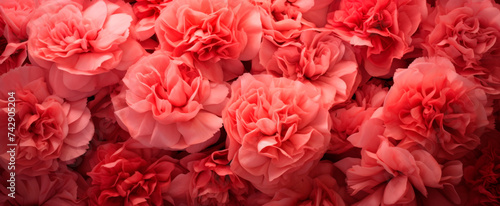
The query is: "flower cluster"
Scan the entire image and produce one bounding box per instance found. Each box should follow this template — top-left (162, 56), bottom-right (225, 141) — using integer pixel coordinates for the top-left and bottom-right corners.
top-left (1, 0), bottom-right (499, 205)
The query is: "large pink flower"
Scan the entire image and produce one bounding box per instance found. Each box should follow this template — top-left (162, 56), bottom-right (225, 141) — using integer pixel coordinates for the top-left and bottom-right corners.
top-left (382, 57), bottom-right (490, 160)
top-left (113, 51), bottom-right (228, 151)
top-left (256, 29), bottom-right (360, 109)
top-left (326, 0), bottom-right (427, 77)
top-left (419, 0), bottom-right (500, 97)
top-left (0, 66), bottom-right (94, 176)
top-left (87, 142), bottom-right (185, 206)
top-left (0, 165), bottom-right (88, 206)
top-left (336, 119), bottom-right (463, 205)
top-left (155, 0), bottom-right (262, 82)
top-left (223, 73), bottom-right (331, 194)
top-left (26, 0), bottom-right (145, 100)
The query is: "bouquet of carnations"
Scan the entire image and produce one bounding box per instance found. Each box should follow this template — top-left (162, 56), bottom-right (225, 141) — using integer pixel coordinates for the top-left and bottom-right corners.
top-left (1, 0), bottom-right (500, 205)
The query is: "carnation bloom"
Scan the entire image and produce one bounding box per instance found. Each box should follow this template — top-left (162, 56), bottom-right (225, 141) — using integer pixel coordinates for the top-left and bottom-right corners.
top-left (87, 142), bottom-right (185, 206)
top-left (223, 73), bottom-right (331, 194)
top-left (326, 0), bottom-right (427, 77)
top-left (113, 51), bottom-right (228, 151)
top-left (336, 118), bottom-right (464, 205)
top-left (256, 29), bottom-right (360, 109)
top-left (382, 57), bottom-right (490, 160)
top-left (0, 66), bottom-right (94, 176)
top-left (155, 0), bottom-right (262, 82)
top-left (419, 0), bottom-right (500, 97)
top-left (0, 165), bottom-right (88, 206)
top-left (26, 0), bottom-right (145, 100)
top-left (170, 149), bottom-right (253, 205)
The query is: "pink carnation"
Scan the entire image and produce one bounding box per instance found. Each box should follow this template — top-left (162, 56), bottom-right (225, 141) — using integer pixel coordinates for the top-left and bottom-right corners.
top-left (223, 73), bottom-right (331, 194)
top-left (155, 0), bottom-right (262, 82)
top-left (87, 142), bottom-right (185, 206)
top-left (336, 119), bottom-right (463, 205)
top-left (113, 51), bottom-right (228, 151)
top-left (256, 29), bottom-right (360, 109)
top-left (326, 0), bottom-right (427, 77)
top-left (419, 0), bottom-right (500, 97)
top-left (0, 66), bottom-right (94, 176)
top-left (382, 57), bottom-right (490, 160)
top-left (26, 0), bottom-right (146, 100)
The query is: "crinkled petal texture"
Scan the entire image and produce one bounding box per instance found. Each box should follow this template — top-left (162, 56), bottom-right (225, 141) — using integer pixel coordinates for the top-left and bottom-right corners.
top-left (382, 57), bottom-right (490, 160)
top-left (172, 149), bottom-right (253, 205)
top-left (87, 142), bottom-right (185, 206)
top-left (26, 0), bottom-right (145, 100)
top-left (155, 0), bottom-right (262, 82)
top-left (256, 30), bottom-right (360, 109)
top-left (326, 0), bottom-right (427, 77)
top-left (223, 73), bottom-right (331, 195)
top-left (0, 165), bottom-right (88, 206)
top-left (420, 0), bottom-right (500, 97)
top-left (336, 119), bottom-right (463, 205)
top-left (113, 51), bottom-right (228, 151)
top-left (0, 66), bottom-right (93, 176)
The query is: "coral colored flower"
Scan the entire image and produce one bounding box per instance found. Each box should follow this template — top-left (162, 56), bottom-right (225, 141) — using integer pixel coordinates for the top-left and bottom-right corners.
top-left (171, 149), bottom-right (253, 205)
top-left (419, 0), bottom-right (500, 97)
top-left (336, 119), bottom-right (463, 205)
top-left (223, 73), bottom-right (331, 194)
top-left (27, 0), bottom-right (146, 100)
top-left (382, 57), bottom-right (490, 160)
top-left (155, 0), bottom-right (262, 82)
top-left (256, 29), bottom-right (360, 109)
top-left (113, 51), bottom-right (228, 151)
top-left (87, 142), bottom-right (185, 206)
top-left (0, 66), bottom-right (94, 176)
top-left (0, 165), bottom-right (88, 206)
top-left (327, 0), bottom-right (427, 77)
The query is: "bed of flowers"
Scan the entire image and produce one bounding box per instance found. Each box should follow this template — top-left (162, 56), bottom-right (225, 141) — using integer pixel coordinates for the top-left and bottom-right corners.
top-left (1, 0), bottom-right (500, 205)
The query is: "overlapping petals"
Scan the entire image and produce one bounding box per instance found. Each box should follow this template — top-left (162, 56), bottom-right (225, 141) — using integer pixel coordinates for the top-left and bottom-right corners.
top-left (0, 66), bottom-right (94, 176)
top-left (113, 51), bottom-right (228, 151)
top-left (223, 73), bottom-right (331, 194)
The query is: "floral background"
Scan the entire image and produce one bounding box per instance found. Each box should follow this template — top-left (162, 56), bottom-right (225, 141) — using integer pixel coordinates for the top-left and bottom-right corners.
top-left (0, 0), bottom-right (499, 205)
